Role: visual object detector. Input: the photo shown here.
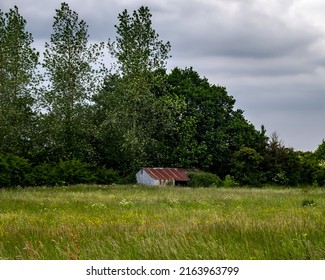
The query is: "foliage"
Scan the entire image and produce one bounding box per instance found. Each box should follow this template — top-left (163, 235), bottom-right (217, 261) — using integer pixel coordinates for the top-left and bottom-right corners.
top-left (40, 2), bottom-right (105, 162)
top-left (223, 175), bottom-right (238, 187)
top-left (94, 167), bottom-right (120, 185)
top-left (108, 6), bottom-right (171, 76)
top-left (314, 139), bottom-right (325, 161)
top-left (296, 152), bottom-right (319, 185)
top-left (261, 132), bottom-right (303, 186)
top-left (94, 6), bottom-right (172, 173)
top-left (232, 147), bottom-right (264, 186)
top-left (55, 159), bottom-right (94, 185)
top-left (312, 140), bottom-right (325, 186)
top-left (1, 4), bottom-right (325, 187)
top-left (0, 154), bottom-right (122, 187)
top-left (0, 6), bottom-right (39, 156)
top-left (166, 67), bottom-right (267, 175)
top-left (31, 162), bottom-right (59, 186)
top-left (188, 171), bottom-right (222, 187)
top-left (118, 171), bottom-right (137, 185)
top-left (0, 154), bottom-right (32, 187)
top-left (314, 164), bottom-right (325, 186)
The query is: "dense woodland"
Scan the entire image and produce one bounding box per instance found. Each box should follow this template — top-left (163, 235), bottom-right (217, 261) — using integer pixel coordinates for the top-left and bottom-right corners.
top-left (1, 3), bottom-right (325, 187)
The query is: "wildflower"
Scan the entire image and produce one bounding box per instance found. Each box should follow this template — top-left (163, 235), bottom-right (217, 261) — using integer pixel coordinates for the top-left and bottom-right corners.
top-left (91, 203), bottom-right (106, 209)
top-left (119, 199), bottom-right (133, 206)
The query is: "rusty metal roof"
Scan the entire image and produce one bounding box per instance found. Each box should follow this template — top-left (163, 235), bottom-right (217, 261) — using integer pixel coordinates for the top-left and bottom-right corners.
top-left (143, 167), bottom-right (189, 181)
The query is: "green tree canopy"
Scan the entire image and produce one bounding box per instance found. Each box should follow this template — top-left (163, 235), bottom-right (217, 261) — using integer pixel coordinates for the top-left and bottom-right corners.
top-left (0, 6), bottom-right (39, 156)
top-left (108, 6), bottom-right (171, 76)
top-left (93, 6), bottom-right (172, 173)
top-left (315, 139), bottom-right (325, 161)
top-left (165, 67), bottom-right (267, 175)
top-left (41, 2), bottom-right (105, 162)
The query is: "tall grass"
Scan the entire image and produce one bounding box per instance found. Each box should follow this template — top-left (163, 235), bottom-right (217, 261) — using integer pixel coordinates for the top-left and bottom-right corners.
top-left (0, 185), bottom-right (325, 259)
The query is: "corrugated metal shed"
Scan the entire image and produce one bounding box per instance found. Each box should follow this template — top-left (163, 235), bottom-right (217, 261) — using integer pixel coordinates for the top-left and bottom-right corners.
top-left (143, 167), bottom-right (189, 181)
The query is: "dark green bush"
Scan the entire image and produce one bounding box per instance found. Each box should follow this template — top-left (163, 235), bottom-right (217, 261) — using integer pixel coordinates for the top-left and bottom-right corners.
top-left (0, 154), bottom-right (32, 187)
top-left (95, 167), bottom-right (120, 184)
top-left (188, 171), bottom-right (222, 187)
top-left (0, 156), bottom-right (10, 187)
top-left (223, 175), bottom-right (238, 187)
top-left (56, 159), bottom-right (94, 185)
top-left (0, 154), bottom-right (127, 187)
top-left (119, 172), bottom-right (137, 184)
top-left (314, 167), bottom-right (325, 186)
top-left (32, 162), bottom-right (59, 186)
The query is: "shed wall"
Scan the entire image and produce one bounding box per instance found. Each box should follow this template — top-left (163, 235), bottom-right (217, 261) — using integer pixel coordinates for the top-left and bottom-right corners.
top-left (136, 170), bottom-right (159, 186)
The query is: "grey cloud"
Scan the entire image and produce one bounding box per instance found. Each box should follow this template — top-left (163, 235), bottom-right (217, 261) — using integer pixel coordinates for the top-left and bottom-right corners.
top-left (1, 0), bottom-right (325, 151)
top-left (162, 1), bottom-right (320, 60)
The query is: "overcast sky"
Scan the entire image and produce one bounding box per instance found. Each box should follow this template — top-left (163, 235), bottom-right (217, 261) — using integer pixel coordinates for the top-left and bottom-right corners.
top-left (2, 0), bottom-right (325, 152)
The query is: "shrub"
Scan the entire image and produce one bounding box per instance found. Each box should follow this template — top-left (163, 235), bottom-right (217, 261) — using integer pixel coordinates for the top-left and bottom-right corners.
top-left (223, 175), bottom-right (238, 187)
top-left (0, 156), bottom-right (10, 187)
top-left (57, 159), bottom-right (93, 185)
top-left (119, 172), bottom-right (137, 184)
top-left (32, 163), bottom-right (59, 186)
top-left (95, 167), bottom-right (120, 184)
top-left (0, 154), bottom-right (32, 187)
top-left (272, 171), bottom-right (289, 185)
top-left (188, 172), bottom-right (222, 187)
top-left (314, 166), bottom-right (325, 186)
top-left (232, 147), bottom-right (263, 186)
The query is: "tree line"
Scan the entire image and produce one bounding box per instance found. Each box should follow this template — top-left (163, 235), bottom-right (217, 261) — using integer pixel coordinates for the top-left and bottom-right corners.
top-left (1, 3), bottom-right (325, 187)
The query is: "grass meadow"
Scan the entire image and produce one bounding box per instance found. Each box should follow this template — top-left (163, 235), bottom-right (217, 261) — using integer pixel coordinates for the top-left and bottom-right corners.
top-left (0, 185), bottom-right (325, 260)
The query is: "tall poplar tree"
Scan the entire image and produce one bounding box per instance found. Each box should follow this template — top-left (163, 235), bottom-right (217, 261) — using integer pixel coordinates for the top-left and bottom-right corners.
top-left (42, 2), bottom-right (105, 161)
top-left (95, 6), bottom-right (172, 172)
top-left (0, 6), bottom-right (39, 156)
top-left (109, 6), bottom-right (171, 76)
